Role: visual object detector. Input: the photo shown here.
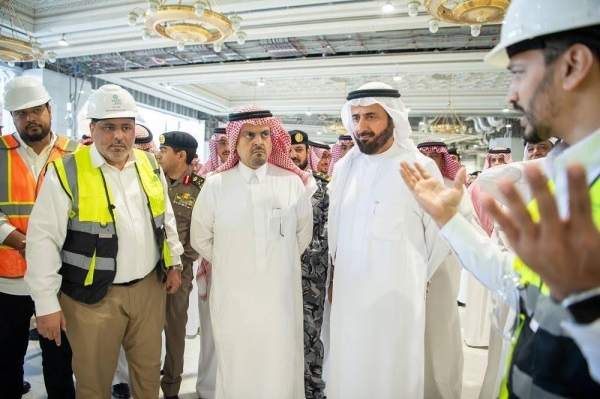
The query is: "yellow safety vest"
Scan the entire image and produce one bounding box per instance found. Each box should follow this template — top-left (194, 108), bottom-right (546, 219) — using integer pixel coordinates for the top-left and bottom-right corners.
top-left (51, 146), bottom-right (172, 304)
top-left (499, 178), bottom-right (600, 398)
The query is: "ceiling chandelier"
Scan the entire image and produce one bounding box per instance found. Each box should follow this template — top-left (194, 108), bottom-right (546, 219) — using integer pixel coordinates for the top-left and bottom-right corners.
top-left (127, 0), bottom-right (246, 51)
top-left (429, 74), bottom-right (466, 135)
top-left (408, 0), bottom-right (511, 37)
top-left (0, 0), bottom-right (53, 67)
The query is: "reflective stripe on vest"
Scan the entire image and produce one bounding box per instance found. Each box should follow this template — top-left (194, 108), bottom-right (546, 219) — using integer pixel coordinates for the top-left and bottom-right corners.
top-left (0, 134), bottom-right (81, 278)
top-left (499, 178), bottom-right (600, 398)
top-left (52, 146), bottom-right (171, 304)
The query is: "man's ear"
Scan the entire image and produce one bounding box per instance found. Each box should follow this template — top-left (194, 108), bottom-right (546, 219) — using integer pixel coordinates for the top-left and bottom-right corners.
top-left (560, 43), bottom-right (596, 91)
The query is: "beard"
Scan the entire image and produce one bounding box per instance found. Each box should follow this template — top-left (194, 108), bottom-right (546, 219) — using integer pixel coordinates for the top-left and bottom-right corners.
top-left (19, 125), bottom-right (51, 142)
top-left (293, 158), bottom-right (308, 170)
top-left (354, 120), bottom-right (394, 155)
top-left (516, 68), bottom-right (556, 143)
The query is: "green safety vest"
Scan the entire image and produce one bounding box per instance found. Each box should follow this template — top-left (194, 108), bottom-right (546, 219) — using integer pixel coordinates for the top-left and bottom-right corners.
top-left (499, 178), bottom-right (600, 398)
top-left (51, 146), bottom-right (172, 304)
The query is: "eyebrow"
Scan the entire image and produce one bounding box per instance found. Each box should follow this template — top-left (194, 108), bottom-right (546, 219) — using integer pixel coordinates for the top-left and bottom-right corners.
top-left (352, 112), bottom-right (379, 118)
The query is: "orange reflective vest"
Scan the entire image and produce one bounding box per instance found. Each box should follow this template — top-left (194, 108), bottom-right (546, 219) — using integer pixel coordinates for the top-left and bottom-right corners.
top-left (0, 133), bottom-right (81, 278)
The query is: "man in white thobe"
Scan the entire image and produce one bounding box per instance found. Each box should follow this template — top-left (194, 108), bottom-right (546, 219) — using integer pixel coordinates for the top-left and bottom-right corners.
top-left (190, 106), bottom-right (316, 399)
top-left (417, 138), bottom-right (476, 399)
top-left (326, 83), bottom-right (450, 399)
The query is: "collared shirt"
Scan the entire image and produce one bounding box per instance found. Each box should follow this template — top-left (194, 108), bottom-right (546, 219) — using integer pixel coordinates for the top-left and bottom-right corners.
top-left (24, 144), bottom-right (183, 316)
top-left (167, 169), bottom-right (203, 264)
top-left (0, 132), bottom-right (58, 296)
top-left (439, 128), bottom-right (600, 384)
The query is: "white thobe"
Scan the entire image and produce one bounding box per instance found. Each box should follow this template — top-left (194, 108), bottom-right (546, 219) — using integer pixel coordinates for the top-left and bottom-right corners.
top-left (327, 144), bottom-right (450, 399)
top-left (424, 178), bottom-right (482, 399)
top-left (190, 162), bottom-right (314, 399)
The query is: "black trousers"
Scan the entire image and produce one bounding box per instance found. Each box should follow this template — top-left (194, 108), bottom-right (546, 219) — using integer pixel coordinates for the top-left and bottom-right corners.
top-left (0, 291), bottom-right (75, 399)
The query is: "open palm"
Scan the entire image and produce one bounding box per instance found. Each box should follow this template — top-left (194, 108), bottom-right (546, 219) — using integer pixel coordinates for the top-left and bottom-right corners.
top-left (400, 161), bottom-right (465, 226)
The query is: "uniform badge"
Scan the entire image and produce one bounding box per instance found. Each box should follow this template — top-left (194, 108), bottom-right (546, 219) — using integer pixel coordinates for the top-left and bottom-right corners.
top-left (183, 175), bottom-right (191, 185)
top-left (173, 192), bottom-right (195, 209)
top-left (159, 135), bottom-right (166, 144)
top-left (295, 133), bottom-right (303, 143)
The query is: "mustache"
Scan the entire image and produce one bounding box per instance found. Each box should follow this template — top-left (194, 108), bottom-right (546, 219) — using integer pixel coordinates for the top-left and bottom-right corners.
top-left (252, 146), bottom-right (266, 153)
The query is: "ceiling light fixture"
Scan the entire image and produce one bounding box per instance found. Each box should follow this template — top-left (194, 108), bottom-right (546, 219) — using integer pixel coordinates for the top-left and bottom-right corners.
top-left (213, 42), bottom-right (222, 52)
top-left (424, 0), bottom-right (510, 37)
top-left (407, 1), bottom-right (420, 17)
top-left (127, 1), bottom-right (245, 46)
top-left (58, 34), bottom-right (69, 46)
top-left (502, 107), bottom-right (510, 112)
top-left (0, 0), bottom-right (45, 64)
top-left (382, 1), bottom-right (395, 13)
top-left (393, 74), bottom-right (403, 82)
top-left (257, 78), bottom-right (266, 87)
top-left (306, 109), bottom-right (312, 116)
top-left (164, 83), bottom-right (173, 90)
top-left (429, 73), bottom-right (466, 135)
top-left (47, 51), bottom-right (57, 63)
top-left (470, 24), bottom-right (481, 37)
top-left (428, 19), bottom-right (440, 33)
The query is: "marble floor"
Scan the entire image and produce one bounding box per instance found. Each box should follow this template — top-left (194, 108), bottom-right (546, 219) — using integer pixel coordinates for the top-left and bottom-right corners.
top-left (22, 306), bottom-right (488, 399)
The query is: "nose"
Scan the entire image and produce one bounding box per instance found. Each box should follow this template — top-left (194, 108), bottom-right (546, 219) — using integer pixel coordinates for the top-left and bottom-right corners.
top-left (252, 135), bottom-right (264, 146)
top-left (354, 116), bottom-right (368, 133)
top-left (505, 82), bottom-right (518, 106)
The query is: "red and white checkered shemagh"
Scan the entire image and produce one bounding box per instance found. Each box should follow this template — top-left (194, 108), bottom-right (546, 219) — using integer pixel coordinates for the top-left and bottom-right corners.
top-left (78, 135), bottom-right (93, 146)
top-left (327, 137), bottom-right (353, 176)
top-left (196, 258), bottom-right (211, 301)
top-left (133, 125), bottom-right (158, 154)
top-left (469, 147), bottom-right (514, 236)
top-left (417, 140), bottom-right (464, 181)
top-left (483, 147), bottom-right (514, 169)
top-left (198, 133), bottom-right (226, 178)
top-left (213, 105), bottom-right (313, 186)
top-left (309, 146), bottom-right (326, 171)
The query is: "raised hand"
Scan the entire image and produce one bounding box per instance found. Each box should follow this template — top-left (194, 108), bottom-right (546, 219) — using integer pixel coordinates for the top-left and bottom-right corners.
top-left (399, 161), bottom-right (465, 227)
top-left (484, 163), bottom-right (600, 301)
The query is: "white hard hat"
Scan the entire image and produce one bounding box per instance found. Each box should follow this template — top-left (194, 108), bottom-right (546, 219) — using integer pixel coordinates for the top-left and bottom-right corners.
top-left (3, 76), bottom-right (52, 112)
top-left (485, 0), bottom-right (600, 67)
top-left (87, 84), bottom-right (138, 119)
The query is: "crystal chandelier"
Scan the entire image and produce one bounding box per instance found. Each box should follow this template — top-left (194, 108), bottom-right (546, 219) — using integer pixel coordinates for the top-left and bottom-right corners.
top-left (127, 0), bottom-right (246, 51)
top-left (414, 0), bottom-right (511, 37)
top-left (429, 74), bottom-right (466, 135)
top-left (0, 0), bottom-right (50, 67)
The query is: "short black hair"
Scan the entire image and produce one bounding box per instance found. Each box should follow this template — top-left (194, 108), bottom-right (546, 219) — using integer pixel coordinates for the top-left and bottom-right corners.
top-left (170, 146), bottom-right (196, 165)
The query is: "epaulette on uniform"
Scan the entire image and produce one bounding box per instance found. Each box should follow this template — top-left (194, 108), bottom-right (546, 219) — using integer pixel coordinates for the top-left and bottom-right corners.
top-left (312, 170), bottom-right (331, 183)
top-left (191, 173), bottom-right (205, 190)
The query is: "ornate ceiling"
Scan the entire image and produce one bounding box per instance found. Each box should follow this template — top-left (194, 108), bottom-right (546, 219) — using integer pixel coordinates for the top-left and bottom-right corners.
top-left (7, 0), bottom-right (518, 146)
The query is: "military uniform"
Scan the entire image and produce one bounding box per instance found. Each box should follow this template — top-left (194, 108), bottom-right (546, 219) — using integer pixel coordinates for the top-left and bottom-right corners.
top-left (159, 132), bottom-right (205, 398)
top-left (289, 129), bottom-right (331, 399)
top-left (302, 170), bottom-right (330, 399)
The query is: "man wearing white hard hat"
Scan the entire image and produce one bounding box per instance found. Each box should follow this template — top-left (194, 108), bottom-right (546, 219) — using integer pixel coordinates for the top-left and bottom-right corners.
top-left (24, 84), bottom-right (184, 398)
top-left (400, 0), bottom-right (600, 397)
top-left (0, 76), bottom-right (80, 399)
top-left (326, 83), bottom-right (450, 399)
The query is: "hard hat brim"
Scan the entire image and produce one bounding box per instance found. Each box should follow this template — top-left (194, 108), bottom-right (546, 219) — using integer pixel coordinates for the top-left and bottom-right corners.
top-left (87, 110), bottom-right (139, 119)
top-left (6, 96), bottom-right (51, 112)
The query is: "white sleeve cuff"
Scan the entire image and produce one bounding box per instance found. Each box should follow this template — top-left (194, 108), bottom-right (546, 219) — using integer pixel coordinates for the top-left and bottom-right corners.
top-left (0, 223), bottom-right (17, 244)
top-left (34, 296), bottom-right (62, 317)
top-left (562, 319), bottom-right (600, 383)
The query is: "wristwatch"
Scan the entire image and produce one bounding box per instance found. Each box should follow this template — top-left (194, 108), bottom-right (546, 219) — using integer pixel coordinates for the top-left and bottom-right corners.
top-left (170, 264), bottom-right (184, 272)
